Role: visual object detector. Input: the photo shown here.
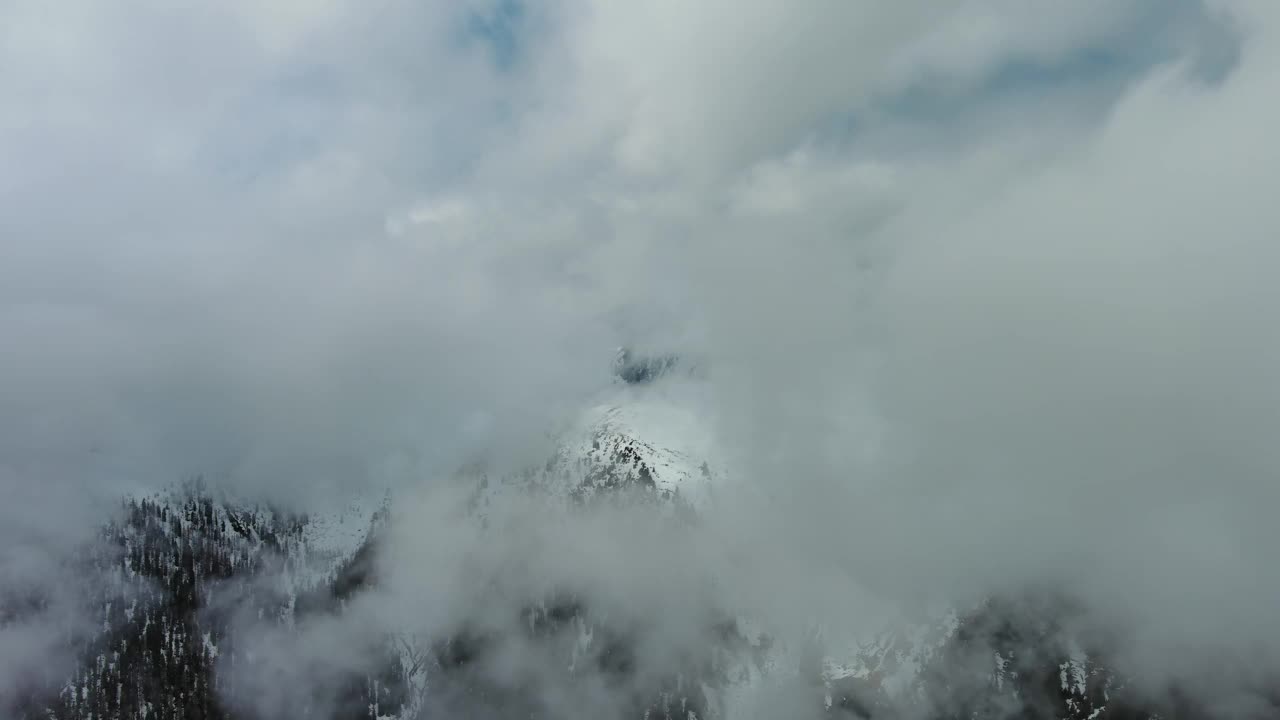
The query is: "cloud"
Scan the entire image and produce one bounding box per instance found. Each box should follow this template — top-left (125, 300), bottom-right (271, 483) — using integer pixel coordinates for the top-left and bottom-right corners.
top-left (0, 0), bottom-right (617, 502)
top-left (5, 0), bottom-right (1280, 715)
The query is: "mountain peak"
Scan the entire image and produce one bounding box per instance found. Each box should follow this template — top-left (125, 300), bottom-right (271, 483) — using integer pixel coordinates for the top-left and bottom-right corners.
top-left (612, 347), bottom-right (693, 385)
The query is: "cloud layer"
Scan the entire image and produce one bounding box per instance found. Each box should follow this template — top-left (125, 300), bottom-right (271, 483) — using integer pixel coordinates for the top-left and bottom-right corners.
top-left (5, 0), bottom-right (1280, 715)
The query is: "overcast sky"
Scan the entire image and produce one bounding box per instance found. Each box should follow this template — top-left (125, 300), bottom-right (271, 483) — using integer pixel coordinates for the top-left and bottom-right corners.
top-left (4, 0), bottom-right (1280, 713)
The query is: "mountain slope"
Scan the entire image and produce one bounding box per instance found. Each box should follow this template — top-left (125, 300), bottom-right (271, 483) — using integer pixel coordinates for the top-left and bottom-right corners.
top-left (8, 384), bottom-right (1248, 719)
top-left (7, 486), bottom-right (401, 720)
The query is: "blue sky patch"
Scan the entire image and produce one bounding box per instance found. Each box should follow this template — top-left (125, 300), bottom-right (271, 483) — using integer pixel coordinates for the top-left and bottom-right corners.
top-left (463, 0), bottom-right (526, 71)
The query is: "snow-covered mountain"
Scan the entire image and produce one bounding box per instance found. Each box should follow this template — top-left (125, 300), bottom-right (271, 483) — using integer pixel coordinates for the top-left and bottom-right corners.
top-left (3, 484), bottom-right (400, 720)
top-left (6, 367), bottom-right (1209, 719)
top-left (464, 391), bottom-right (726, 516)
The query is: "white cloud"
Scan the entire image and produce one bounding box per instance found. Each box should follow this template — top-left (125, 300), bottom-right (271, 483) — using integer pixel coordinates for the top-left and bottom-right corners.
top-left (4, 0), bottom-right (1280, 712)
